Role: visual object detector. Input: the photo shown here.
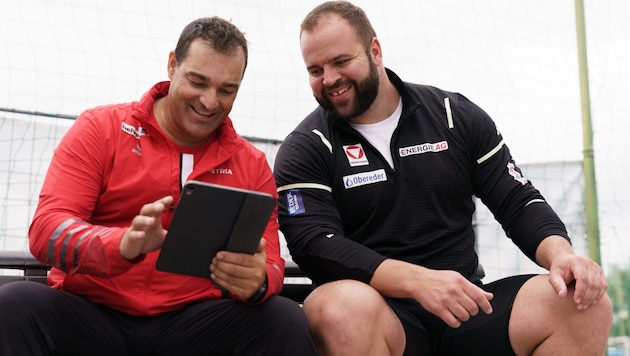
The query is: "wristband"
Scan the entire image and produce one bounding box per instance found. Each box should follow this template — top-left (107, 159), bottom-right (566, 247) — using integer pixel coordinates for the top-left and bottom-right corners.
top-left (247, 277), bottom-right (268, 303)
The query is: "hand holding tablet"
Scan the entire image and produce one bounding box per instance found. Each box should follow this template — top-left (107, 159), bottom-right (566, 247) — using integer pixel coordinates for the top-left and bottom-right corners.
top-left (156, 181), bottom-right (276, 279)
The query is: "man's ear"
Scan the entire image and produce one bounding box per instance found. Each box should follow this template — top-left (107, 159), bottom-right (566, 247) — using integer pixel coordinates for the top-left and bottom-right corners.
top-left (369, 37), bottom-right (383, 66)
top-left (167, 50), bottom-right (177, 79)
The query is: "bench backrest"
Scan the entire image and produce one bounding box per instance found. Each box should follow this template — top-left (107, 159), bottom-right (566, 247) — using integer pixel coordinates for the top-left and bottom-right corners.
top-left (0, 250), bottom-right (312, 303)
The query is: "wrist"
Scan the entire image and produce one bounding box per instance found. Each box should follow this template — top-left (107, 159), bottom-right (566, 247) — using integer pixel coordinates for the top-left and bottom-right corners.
top-left (247, 276), bottom-right (268, 303)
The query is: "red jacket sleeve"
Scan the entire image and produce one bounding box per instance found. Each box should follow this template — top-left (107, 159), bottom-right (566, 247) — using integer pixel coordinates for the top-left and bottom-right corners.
top-left (29, 110), bottom-right (140, 276)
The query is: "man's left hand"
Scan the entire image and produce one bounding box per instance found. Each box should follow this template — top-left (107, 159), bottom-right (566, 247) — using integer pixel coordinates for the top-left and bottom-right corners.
top-left (210, 238), bottom-right (267, 300)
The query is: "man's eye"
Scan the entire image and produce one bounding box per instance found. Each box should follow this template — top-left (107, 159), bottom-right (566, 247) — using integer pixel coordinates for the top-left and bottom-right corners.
top-left (220, 89), bottom-right (237, 96)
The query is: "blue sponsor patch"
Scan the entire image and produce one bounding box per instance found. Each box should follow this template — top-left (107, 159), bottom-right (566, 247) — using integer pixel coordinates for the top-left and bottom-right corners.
top-left (286, 189), bottom-right (306, 216)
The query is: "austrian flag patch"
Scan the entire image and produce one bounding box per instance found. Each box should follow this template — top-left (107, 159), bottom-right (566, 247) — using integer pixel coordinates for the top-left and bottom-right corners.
top-left (343, 144), bottom-right (369, 167)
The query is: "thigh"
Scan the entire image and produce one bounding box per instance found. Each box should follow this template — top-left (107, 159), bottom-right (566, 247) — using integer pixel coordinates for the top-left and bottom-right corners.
top-left (386, 297), bottom-right (434, 356)
top-left (145, 295), bottom-right (316, 356)
top-left (387, 275), bottom-right (535, 356)
top-left (438, 274), bottom-right (536, 356)
top-left (0, 281), bottom-right (128, 355)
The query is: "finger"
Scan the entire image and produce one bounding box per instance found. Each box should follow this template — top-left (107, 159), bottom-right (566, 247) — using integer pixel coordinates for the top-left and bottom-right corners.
top-left (215, 250), bottom-right (248, 267)
top-left (215, 279), bottom-right (250, 300)
top-left (211, 266), bottom-right (254, 297)
top-left (210, 261), bottom-right (233, 284)
top-left (139, 196), bottom-right (173, 216)
top-left (456, 293), bottom-right (480, 317)
top-left (138, 202), bottom-right (160, 217)
top-left (451, 304), bottom-right (472, 323)
top-left (218, 249), bottom-right (267, 270)
top-left (125, 229), bottom-right (147, 243)
top-left (213, 257), bottom-right (246, 278)
top-left (156, 196), bottom-right (174, 215)
top-left (548, 270), bottom-right (569, 298)
top-left (437, 309), bottom-right (462, 328)
top-left (159, 195), bottom-right (174, 206)
top-left (573, 279), bottom-right (597, 309)
top-left (478, 291), bottom-right (494, 314)
top-left (120, 225), bottom-right (149, 259)
top-left (575, 268), bottom-right (606, 308)
top-left (130, 215), bottom-right (154, 232)
top-left (464, 284), bottom-right (494, 314)
top-left (255, 238), bottom-right (266, 253)
top-left (570, 262), bottom-right (595, 306)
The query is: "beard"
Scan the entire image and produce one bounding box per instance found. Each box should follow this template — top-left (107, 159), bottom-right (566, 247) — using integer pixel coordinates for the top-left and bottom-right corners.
top-left (315, 57), bottom-right (379, 121)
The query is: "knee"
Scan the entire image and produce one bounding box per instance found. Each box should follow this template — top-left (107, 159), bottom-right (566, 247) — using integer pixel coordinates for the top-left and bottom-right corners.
top-left (588, 292), bottom-right (613, 333)
top-left (566, 291), bottom-right (613, 352)
top-left (565, 284), bottom-right (613, 329)
top-left (555, 283), bottom-right (613, 333)
top-left (303, 280), bottom-right (383, 328)
top-left (260, 296), bottom-right (311, 334)
top-left (0, 281), bottom-right (43, 304)
top-left (0, 282), bottom-right (46, 319)
top-left (555, 284), bottom-right (613, 342)
top-left (250, 297), bottom-right (317, 354)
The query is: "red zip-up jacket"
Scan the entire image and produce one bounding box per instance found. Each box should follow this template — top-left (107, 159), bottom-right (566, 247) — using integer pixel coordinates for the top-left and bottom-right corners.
top-left (29, 81), bottom-right (284, 316)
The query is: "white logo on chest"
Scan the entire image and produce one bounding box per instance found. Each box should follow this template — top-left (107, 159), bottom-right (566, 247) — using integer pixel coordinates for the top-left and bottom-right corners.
top-left (210, 168), bottom-right (233, 175)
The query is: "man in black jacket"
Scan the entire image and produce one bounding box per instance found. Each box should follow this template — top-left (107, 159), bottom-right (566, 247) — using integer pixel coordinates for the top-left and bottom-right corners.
top-left (274, 1), bottom-right (612, 355)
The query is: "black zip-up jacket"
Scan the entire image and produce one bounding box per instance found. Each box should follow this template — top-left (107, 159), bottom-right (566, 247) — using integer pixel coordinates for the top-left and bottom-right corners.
top-left (274, 69), bottom-right (569, 286)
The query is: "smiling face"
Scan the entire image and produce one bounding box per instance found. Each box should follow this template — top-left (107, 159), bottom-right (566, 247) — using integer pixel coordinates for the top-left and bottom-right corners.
top-left (160, 38), bottom-right (246, 147)
top-left (300, 13), bottom-right (380, 123)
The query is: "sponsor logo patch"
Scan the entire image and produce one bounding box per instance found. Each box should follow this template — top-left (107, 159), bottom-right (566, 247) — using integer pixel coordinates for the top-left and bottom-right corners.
top-left (343, 169), bottom-right (387, 189)
top-left (399, 141), bottom-right (448, 157)
top-left (507, 162), bottom-right (528, 185)
top-left (343, 144), bottom-right (369, 167)
top-left (286, 189), bottom-right (306, 216)
top-left (121, 122), bottom-right (147, 139)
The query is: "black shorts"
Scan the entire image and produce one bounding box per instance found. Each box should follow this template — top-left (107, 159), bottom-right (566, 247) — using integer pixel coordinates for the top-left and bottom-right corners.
top-left (387, 274), bottom-right (536, 356)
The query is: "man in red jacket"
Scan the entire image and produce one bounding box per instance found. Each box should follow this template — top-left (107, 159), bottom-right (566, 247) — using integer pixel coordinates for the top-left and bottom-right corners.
top-left (0, 17), bottom-right (316, 355)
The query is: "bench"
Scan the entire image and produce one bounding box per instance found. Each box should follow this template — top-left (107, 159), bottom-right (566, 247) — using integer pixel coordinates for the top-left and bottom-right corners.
top-left (0, 250), bottom-right (313, 303)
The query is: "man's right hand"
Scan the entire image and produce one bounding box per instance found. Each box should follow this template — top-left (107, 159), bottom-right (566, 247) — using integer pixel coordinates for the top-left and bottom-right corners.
top-left (371, 259), bottom-right (494, 328)
top-left (120, 196), bottom-right (174, 260)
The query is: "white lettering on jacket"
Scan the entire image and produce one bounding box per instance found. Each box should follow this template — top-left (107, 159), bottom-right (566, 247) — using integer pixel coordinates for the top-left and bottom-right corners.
top-left (210, 168), bottom-right (233, 175)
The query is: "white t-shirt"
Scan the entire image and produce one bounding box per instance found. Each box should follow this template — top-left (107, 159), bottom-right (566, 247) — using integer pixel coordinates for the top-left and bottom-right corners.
top-left (350, 98), bottom-right (402, 168)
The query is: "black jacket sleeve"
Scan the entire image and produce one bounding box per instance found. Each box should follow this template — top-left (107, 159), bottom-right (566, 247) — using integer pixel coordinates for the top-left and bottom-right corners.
top-left (459, 95), bottom-right (570, 262)
top-left (274, 127), bottom-right (387, 284)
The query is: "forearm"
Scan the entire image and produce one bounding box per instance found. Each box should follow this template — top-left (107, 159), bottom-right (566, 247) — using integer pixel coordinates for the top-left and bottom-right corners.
top-left (371, 257), bottom-right (494, 329)
top-left (370, 259), bottom-right (426, 299)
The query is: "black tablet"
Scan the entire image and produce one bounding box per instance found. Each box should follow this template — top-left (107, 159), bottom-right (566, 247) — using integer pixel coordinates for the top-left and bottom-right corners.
top-left (156, 180), bottom-right (276, 278)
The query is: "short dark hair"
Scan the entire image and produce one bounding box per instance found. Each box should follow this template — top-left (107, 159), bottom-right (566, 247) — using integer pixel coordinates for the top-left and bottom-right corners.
top-left (174, 17), bottom-right (248, 73)
top-left (300, 1), bottom-right (376, 50)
